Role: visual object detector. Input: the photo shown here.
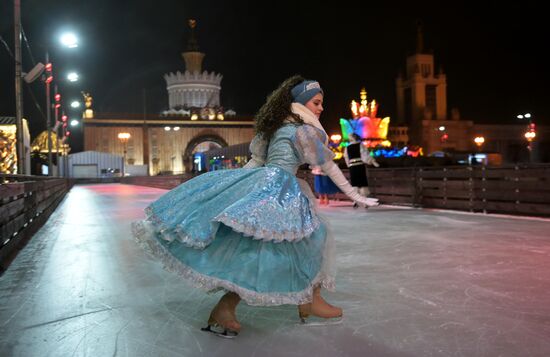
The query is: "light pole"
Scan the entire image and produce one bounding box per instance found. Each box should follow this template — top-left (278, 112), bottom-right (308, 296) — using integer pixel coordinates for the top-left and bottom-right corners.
top-left (44, 32), bottom-right (79, 176)
top-left (517, 113), bottom-right (536, 163)
top-left (44, 57), bottom-right (54, 175)
top-left (60, 113), bottom-right (69, 177)
top-left (118, 133), bottom-right (131, 177)
top-left (524, 129), bottom-right (536, 163)
top-left (14, 0), bottom-right (25, 174)
top-left (53, 86), bottom-right (61, 176)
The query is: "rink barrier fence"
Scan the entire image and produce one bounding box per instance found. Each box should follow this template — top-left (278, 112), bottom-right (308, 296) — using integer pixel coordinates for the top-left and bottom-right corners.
top-left (118, 164), bottom-right (550, 218)
top-left (121, 173), bottom-right (197, 190)
top-left (368, 164), bottom-right (550, 217)
top-left (0, 174), bottom-right (72, 269)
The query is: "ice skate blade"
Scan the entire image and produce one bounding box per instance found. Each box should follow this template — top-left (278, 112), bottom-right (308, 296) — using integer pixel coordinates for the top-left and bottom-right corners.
top-left (298, 316), bottom-right (343, 326)
top-left (201, 325), bottom-right (238, 339)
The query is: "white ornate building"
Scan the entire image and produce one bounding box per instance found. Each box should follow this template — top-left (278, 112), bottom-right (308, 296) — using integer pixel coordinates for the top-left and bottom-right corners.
top-left (84, 20), bottom-right (254, 175)
top-left (163, 20), bottom-right (223, 114)
top-left (165, 71), bottom-right (222, 110)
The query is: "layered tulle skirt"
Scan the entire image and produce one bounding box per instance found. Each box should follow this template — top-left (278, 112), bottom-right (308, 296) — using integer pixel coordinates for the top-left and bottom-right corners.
top-left (132, 165), bottom-right (335, 306)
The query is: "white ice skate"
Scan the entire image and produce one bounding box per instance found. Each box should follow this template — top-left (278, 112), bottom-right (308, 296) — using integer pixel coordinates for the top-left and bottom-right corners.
top-left (298, 314), bottom-right (344, 326)
top-left (201, 324), bottom-right (239, 339)
top-left (201, 293), bottom-right (241, 339)
top-left (297, 291), bottom-right (344, 326)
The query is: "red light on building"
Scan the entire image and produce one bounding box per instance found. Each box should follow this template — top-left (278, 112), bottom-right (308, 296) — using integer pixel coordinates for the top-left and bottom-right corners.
top-left (440, 133), bottom-right (449, 143)
top-left (61, 115), bottom-right (68, 122)
top-left (65, 131), bottom-right (71, 136)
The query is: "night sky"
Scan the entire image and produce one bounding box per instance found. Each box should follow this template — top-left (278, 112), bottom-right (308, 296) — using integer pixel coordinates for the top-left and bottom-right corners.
top-left (1, 1), bottom-right (548, 152)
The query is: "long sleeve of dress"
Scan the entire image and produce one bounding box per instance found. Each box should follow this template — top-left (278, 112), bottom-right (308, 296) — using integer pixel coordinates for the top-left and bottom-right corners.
top-left (295, 125), bottom-right (378, 207)
top-left (294, 125), bottom-right (335, 166)
top-left (243, 134), bottom-right (268, 168)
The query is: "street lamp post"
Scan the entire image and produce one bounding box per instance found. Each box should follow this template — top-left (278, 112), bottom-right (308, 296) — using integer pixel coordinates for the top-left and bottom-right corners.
top-left (118, 133), bottom-right (131, 177)
top-left (43, 54), bottom-right (56, 175)
top-left (60, 113), bottom-right (69, 177)
top-left (472, 136), bottom-right (486, 165)
top-left (44, 33), bottom-right (79, 175)
top-left (524, 130), bottom-right (536, 163)
top-left (14, 0), bottom-right (26, 174)
top-left (517, 113), bottom-right (536, 163)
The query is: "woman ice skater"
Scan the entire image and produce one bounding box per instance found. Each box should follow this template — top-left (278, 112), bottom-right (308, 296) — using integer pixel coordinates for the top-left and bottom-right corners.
top-left (312, 165), bottom-right (340, 205)
top-left (133, 75), bottom-right (378, 338)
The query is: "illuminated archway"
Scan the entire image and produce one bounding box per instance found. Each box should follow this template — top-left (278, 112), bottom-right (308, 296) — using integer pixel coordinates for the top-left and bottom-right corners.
top-left (183, 135), bottom-right (228, 172)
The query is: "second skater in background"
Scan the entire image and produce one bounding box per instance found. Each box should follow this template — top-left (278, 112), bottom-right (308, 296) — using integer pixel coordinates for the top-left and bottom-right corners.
top-left (312, 165), bottom-right (341, 205)
top-left (344, 133), bottom-right (380, 207)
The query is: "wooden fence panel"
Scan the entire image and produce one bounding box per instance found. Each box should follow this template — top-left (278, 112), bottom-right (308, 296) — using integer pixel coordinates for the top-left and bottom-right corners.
top-left (119, 165), bottom-right (550, 217)
top-left (368, 165), bottom-right (550, 217)
top-left (0, 175), bottom-right (72, 268)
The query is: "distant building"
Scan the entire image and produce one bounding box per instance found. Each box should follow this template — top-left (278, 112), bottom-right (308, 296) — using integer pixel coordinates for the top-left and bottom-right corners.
top-left (83, 20), bottom-right (254, 175)
top-left (58, 151), bottom-right (124, 178)
top-left (393, 24), bottom-right (548, 163)
top-left (163, 19), bottom-right (224, 114)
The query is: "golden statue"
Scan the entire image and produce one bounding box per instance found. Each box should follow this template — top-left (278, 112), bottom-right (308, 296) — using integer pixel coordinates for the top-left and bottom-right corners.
top-left (81, 91), bottom-right (93, 108)
top-left (31, 130), bottom-right (59, 153)
top-left (81, 91), bottom-right (94, 119)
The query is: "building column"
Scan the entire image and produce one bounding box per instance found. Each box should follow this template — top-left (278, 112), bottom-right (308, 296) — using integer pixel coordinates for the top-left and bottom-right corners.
top-left (436, 82), bottom-right (447, 120)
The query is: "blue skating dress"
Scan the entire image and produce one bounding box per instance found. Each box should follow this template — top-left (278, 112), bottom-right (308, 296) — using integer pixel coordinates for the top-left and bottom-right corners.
top-left (133, 124), bottom-right (336, 306)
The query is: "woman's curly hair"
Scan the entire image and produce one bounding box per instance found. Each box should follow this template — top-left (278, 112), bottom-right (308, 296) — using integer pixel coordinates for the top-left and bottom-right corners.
top-left (254, 75), bottom-right (305, 142)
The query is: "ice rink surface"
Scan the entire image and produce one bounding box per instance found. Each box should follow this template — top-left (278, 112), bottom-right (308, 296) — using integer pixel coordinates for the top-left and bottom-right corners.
top-left (1, 184), bottom-right (549, 356)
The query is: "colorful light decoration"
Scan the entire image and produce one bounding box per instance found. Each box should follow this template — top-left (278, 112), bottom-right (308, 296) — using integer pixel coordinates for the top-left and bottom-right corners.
top-left (339, 117), bottom-right (391, 147)
top-left (340, 88), bottom-right (391, 148)
top-left (341, 88), bottom-right (390, 147)
top-left (331, 88), bottom-right (425, 159)
top-left (406, 146), bottom-right (423, 157)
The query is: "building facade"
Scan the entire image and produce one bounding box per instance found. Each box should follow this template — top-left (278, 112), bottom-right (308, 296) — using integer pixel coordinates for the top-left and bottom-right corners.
top-left (84, 116), bottom-right (253, 175)
top-left (394, 25), bottom-right (548, 163)
top-left (83, 20), bottom-right (255, 175)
